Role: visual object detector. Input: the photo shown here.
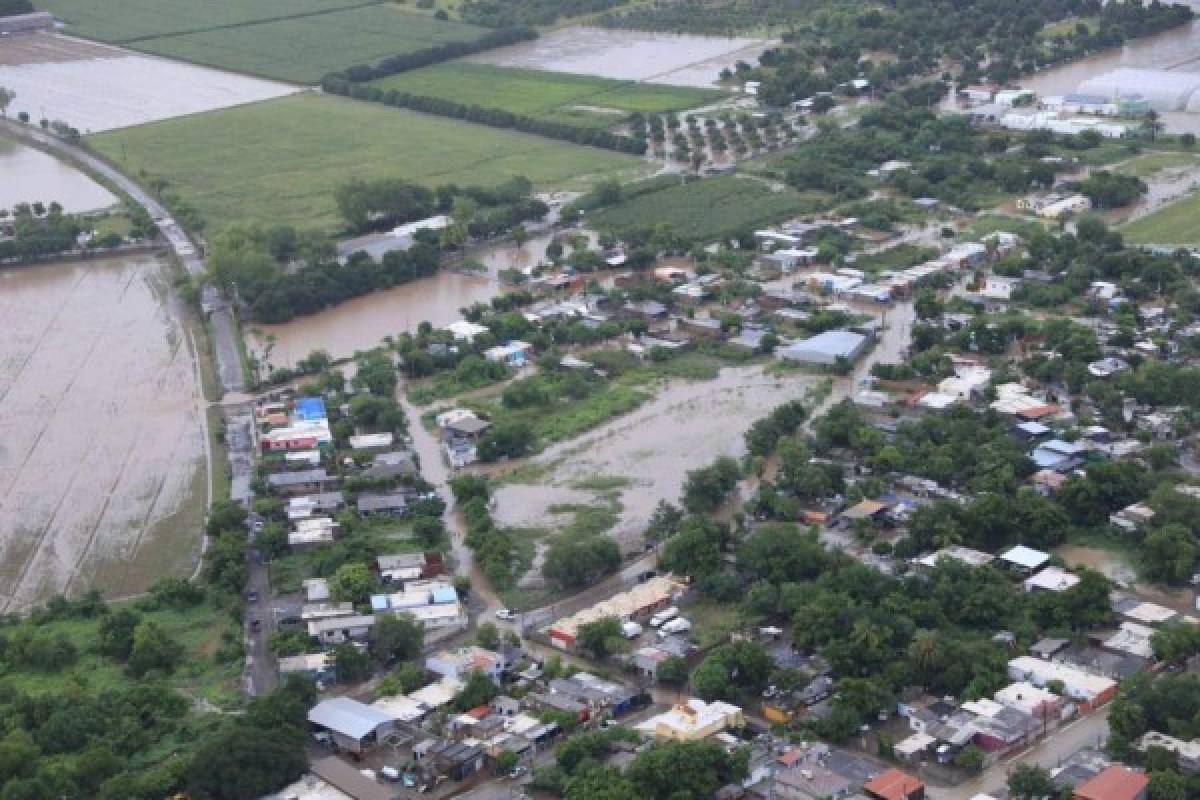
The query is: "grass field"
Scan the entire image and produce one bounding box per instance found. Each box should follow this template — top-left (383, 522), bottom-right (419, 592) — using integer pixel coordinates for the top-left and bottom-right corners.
top-left (35, 0), bottom-right (484, 84)
top-left (135, 6), bottom-right (485, 84)
top-left (1121, 190), bottom-right (1200, 245)
top-left (587, 175), bottom-right (824, 240)
top-left (372, 62), bottom-right (723, 128)
top-left (89, 93), bottom-right (651, 231)
top-left (1115, 151), bottom-right (1200, 178)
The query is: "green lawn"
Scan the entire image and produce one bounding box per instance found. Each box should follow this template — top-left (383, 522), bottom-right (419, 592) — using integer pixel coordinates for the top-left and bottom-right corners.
top-left (89, 93), bottom-right (651, 231)
top-left (372, 62), bottom-right (723, 128)
top-left (1115, 151), bottom-right (1199, 178)
top-left (1121, 190), bottom-right (1200, 245)
top-left (135, 6), bottom-right (485, 84)
top-left (587, 175), bottom-right (826, 241)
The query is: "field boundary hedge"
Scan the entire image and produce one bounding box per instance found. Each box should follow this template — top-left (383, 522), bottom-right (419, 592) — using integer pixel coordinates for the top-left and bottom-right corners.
top-left (328, 26), bottom-right (537, 83)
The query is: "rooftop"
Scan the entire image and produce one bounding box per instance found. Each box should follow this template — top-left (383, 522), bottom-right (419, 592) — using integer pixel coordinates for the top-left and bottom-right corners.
top-left (864, 768), bottom-right (925, 800)
top-left (1074, 766), bottom-right (1148, 800)
top-left (308, 698), bottom-right (398, 740)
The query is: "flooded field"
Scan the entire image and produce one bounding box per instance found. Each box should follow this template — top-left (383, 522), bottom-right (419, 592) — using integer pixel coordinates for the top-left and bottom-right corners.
top-left (251, 231), bottom-right (565, 367)
top-left (0, 136), bottom-right (117, 213)
top-left (0, 32), bottom-right (298, 133)
top-left (492, 365), bottom-right (820, 552)
top-left (0, 256), bottom-right (208, 611)
top-left (468, 26), bottom-right (773, 88)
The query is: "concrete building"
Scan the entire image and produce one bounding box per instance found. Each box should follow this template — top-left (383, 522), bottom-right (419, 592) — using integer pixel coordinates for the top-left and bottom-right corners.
top-left (546, 575), bottom-right (684, 649)
top-left (1007, 657), bottom-right (1117, 709)
top-left (778, 330), bottom-right (868, 366)
top-left (635, 698), bottom-right (745, 741)
top-left (426, 646), bottom-right (505, 684)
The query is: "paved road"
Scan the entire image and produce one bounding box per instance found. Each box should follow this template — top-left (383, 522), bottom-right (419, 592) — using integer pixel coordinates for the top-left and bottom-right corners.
top-left (928, 711), bottom-right (1110, 800)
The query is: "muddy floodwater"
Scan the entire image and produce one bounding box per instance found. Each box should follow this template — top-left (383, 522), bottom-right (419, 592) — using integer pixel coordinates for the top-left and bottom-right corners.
top-left (0, 136), bottom-right (117, 213)
top-left (492, 365), bottom-right (820, 551)
top-left (468, 25), bottom-right (773, 88)
top-left (1014, 2), bottom-right (1200, 134)
top-left (0, 256), bottom-right (207, 611)
top-left (252, 231), bottom-right (570, 367)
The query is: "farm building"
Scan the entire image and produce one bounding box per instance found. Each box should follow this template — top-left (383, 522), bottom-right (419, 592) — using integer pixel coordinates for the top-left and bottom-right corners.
top-left (778, 330), bottom-right (868, 366)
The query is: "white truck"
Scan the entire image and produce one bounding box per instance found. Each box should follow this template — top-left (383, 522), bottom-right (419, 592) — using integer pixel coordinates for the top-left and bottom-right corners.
top-left (649, 606), bottom-right (679, 628)
top-left (621, 621), bottom-right (644, 639)
top-left (658, 617), bottom-right (691, 638)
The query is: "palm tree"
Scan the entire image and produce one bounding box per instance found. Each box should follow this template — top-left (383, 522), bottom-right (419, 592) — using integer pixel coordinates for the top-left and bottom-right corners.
top-left (908, 630), bottom-right (944, 677)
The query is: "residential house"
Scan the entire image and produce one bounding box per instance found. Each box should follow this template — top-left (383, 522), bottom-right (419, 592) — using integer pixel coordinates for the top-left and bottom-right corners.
top-left (278, 652), bottom-right (334, 683)
top-left (1024, 566), bottom-right (1081, 593)
top-left (363, 450), bottom-right (417, 480)
top-left (484, 341), bottom-right (533, 367)
top-left (863, 769), bottom-right (925, 800)
top-left (348, 432), bottom-right (394, 452)
top-left (356, 491), bottom-right (413, 518)
top-left (308, 614), bottom-right (375, 646)
top-left (1074, 767), bottom-right (1149, 800)
top-left (307, 756), bottom-right (402, 800)
top-left (426, 646), bottom-right (505, 684)
top-left (999, 545), bottom-right (1050, 575)
top-left (636, 698), bottom-right (745, 741)
top-left (289, 516), bottom-right (338, 550)
top-left (267, 469), bottom-right (338, 497)
top-left (1007, 657), bottom-right (1117, 709)
top-left (1109, 503), bottom-right (1156, 533)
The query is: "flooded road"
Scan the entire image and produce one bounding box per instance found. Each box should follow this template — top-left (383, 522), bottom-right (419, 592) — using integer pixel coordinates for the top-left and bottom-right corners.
top-left (252, 231), bottom-right (565, 368)
top-left (0, 256), bottom-right (207, 610)
top-left (468, 25), bottom-right (773, 88)
top-left (492, 365), bottom-right (822, 552)
top-left (0, 136), bottom-right (117, 213)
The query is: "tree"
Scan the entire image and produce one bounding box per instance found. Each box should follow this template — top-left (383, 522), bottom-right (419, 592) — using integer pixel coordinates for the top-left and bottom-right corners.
top-left (453, 671), bottom-right (499, 710)
top-left (1142, 524), bottom-right (1199, 585)
top-left (370, 613), bottom-right (424, 663)
top-left (477, 621), bottom-right (500, 650)
top-left (657, 655), bottom-right (689, 687)
top-left (0, 87), bottom-right (13, 118)
top-left (127, 621), bottom-right (183, 677)
top-left (330, 562), bottom-right (374, 604)
top-left (496, 750), bottom-right (520, 775)
top-left (185, 721), bottom-right (306, 800)
top-left (1008, 764), bottom-right (1056, 800)
top-left (96, 608), bottom-right (141, 661)
top-left (954, 745), bottom-right (985, 773)
top-left (625, 740), bottom-right (748, 800)
top-left (682, 457), bottom-right (741, 513)
top-left (378, 661), bottom-right (428, 696)
top-left (543, 536), bottom-right (620, 590)
top-left (1151, 621), bottom-right (1200, 663)
top-left (660, 516), bottom-right (722, 579)
top-left (1148, 770), bottom-right (1186, 800)
top-left (576, 616), bottom-right (625, 658)
top-left (332, 643), bottom-right (370, 683)
top-left (412, 515), bottom-right (445, 547)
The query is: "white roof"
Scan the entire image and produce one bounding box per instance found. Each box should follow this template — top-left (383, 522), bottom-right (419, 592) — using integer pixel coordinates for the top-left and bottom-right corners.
top-left (1008, 656), bottom-right (1116, 697)
top-left (307, 697), bottom-right (398, 740)
top-left (303, 578), bottom-right (331, 602)
top-left (1024, 566), bottom-right (1080, 592)
top-left (408, 678), bottom-right (463, 709)
top-left (918, 392), bottom-right (959, 410)
top-left (917, 546), bottom-right (994, 569)
top-left (348, 432), bottom-right (394, 449)
top-left (372, 693), bottom-right (429, 723)
top-left (895, 732), bottom-right (935, 756)
top-left (446, 320), bottom-right (489, 340)
top-left (1000, 545), bottom-right (1050, 570)
top-left (1122, 601), bottom-right (1176, 625)
top-left (636, 698), bottom-right (742, 737)
top-left (995, 682), bottom-right (1057, 715)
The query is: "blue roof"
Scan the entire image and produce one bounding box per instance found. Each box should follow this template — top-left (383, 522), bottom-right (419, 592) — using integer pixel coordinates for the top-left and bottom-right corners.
top-left (1064, 93), bottom-right (1109, 105)
top-left (370, 595), bottom-right (390, 612)
top-left (431, 587), bottom-right (458, 605)
top-left (295, 396), bottom-right (327, 421)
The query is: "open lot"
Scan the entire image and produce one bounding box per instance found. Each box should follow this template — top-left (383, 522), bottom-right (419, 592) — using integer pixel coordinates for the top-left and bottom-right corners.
top-left (0, 33), bottom-right (298, 132)
top-left (372, 62), bottom-right (722, 128)
top-left (89, 93), bottom-right (652, 231)
top-left (0, 256), bottom-right (208, 612)
top-left (1120, 188), bottom-right (1200, 244)
top-left (468, 25), bottom-right (773, 88)
top-left (587, 175), bottom-right (825, 240)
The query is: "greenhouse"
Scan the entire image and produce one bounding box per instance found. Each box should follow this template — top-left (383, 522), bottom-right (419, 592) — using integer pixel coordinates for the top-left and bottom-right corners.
top-left (1077, 68), bottom-right (1200, 112)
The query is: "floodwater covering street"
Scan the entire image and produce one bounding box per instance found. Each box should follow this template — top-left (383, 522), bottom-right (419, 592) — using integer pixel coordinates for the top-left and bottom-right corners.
top-left (0, 135), bottom-right (117, 213)
top-left (0, 256), bottom-right (208, 610)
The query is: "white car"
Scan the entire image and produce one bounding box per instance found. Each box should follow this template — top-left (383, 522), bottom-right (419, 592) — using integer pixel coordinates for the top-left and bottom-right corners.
top-left (495, 608), bottom-right (516, 621)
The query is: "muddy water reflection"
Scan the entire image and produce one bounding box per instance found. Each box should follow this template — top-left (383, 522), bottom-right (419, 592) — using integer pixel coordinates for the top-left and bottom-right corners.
top-left (253, 231), bottom-right (576, 367)
top-left (0, 136), bottom-right (117, 213)
top-left (0, 256), bottom-right (207, 610)
top-left (491, 365), bottom-right (820, 552)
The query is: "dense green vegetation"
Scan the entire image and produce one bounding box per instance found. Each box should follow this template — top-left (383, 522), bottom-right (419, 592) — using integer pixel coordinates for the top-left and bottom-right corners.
top-left (369, 63), bottom-right (721, 129)
top-left (1122, 190), bottom-right (1200, 244)
top-left (88, 94), bottom-right (646, 231)
top-left (0, 0), bottom-right (31, 15)
top-left (334, 25), bottom-right (533, 82)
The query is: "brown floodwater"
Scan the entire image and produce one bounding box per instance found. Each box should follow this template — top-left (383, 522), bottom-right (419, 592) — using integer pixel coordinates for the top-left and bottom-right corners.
top-left (0, 256), bottom-right (207, 611)
top-left (0, 136), bottom-right (117, 213)
top-left (467, 25), bottom-right (774, 88)
top-left (252, 230), bottom-right (589, 368)
top-left (491, 365), bottom-right (821, 551)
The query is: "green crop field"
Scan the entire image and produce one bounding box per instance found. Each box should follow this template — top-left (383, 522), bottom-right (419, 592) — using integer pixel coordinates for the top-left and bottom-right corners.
top-left (1121, 190), bottom-right (1200, 245)
top-left (588, 175), bottom-right (825, 241)
top-left (372, 62), bottom-right (723, 127)
top-left (89, 93), bottom-right (651, 231)
top-left (1115, 151), bottom-right (1199, 178)
top-left (35, 0), bottom-right (484, 84)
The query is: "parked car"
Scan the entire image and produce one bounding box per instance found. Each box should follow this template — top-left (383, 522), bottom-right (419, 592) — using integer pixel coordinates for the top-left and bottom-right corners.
top-left (495, 608), bottom-right (516, 621)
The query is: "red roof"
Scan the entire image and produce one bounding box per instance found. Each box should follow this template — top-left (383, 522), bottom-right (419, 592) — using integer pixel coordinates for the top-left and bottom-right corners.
top-left (466, 704), bottom-right (491, 720)
top-left (864, 769), bottom-right (924, 800)
top-left (1075, 767), bottom-right (1148, 800)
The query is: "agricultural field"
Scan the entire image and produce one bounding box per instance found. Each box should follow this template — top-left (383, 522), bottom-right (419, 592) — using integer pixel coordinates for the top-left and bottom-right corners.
top-left (33, 0), bottom-right (485, 84)
top-left (88, 93), bottom-right (652, 231)
top-left (1115, 151), bottom-right (1200, 178)
top-left (1121, 190), bottom-right (1200, 245)
top-left (587, 175), bottom-right (825, 240)
top-left (0, 34), bottom-right (298, 132)
top-left (0, 256), bottom-right (208, 613)
top-left (372, 62), bottom-right (723, 128)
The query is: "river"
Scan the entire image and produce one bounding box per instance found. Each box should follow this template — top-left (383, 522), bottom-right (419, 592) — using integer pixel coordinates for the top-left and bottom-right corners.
top-left (0, 255), bottom-right (208, 610)
top-left (0, 135), bottom-right (117, 213)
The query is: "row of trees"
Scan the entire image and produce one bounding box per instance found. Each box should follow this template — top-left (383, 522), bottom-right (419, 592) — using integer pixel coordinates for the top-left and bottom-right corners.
top-left (459, 0), bottom-right (627, 27)
top-left (322, 78), bottom-right (648, 155)
top-left (334, 174), bottom-right (543, 235)
top-left (333, 26), bottom-right (537, 83)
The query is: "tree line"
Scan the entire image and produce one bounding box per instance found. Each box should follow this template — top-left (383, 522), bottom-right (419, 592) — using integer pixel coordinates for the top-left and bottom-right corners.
top-left (322, 77), bottom-right (648, 156)
top-left (330, 26), bottom-right (537, 84)
top-left (458, 0), bottom-right (629, 27)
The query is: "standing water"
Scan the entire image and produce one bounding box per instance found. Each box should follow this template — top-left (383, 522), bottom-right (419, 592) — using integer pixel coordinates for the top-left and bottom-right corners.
top-left (0, 136), bottom-right (117, 213)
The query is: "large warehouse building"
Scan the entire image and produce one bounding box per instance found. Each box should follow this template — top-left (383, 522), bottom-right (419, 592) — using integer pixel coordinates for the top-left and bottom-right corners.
top-left (778, 330), bottom-right (868, 366)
